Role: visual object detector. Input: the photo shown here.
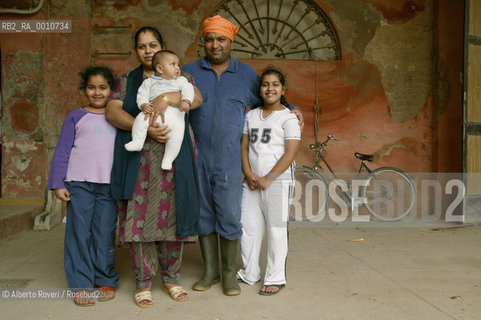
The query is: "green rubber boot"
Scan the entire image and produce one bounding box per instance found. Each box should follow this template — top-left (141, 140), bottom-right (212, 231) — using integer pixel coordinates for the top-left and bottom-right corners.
top-left (219, 237), bottom-right (241, 296)
top-left (192, 233), bottom-right (220, 291)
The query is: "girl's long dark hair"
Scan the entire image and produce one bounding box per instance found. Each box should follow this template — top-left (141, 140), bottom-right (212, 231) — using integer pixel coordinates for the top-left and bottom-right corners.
top-left (259, 66), bottom-right (289, 107)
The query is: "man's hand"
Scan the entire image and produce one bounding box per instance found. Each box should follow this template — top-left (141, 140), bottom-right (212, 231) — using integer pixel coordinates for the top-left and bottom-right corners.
top-left (291, 108), bottom-right (304, 132)
top-left (53, 188), bottom-right (70, 201)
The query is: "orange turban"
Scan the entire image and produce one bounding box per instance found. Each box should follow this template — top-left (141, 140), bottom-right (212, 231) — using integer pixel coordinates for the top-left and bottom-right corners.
top-left (202, 15), bottom-right (239, 41)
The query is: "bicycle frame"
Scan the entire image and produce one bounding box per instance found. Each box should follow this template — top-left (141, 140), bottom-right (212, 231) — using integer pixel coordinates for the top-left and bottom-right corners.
top-left (304, 136), bottom-right (375, 207)
top-left (293, 135), bottom-right (417, 221)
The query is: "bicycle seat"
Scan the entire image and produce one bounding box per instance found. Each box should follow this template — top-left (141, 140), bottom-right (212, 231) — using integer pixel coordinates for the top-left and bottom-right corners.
top-left (355, 152), bottom-right (374, 162)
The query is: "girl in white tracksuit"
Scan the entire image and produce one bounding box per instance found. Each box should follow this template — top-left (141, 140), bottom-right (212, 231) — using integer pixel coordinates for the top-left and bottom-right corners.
top-left (237, 66), bottom-right (301, 295)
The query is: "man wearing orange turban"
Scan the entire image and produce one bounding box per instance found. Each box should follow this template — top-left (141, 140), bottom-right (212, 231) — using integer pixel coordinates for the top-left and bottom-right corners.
top-left (202, 15), bottom-right (239, 41)
top-left (183, 15), bottom-right (262, 297)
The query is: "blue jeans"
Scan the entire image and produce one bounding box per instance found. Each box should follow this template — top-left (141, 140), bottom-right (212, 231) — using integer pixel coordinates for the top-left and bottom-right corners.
top-left (64, 181), bottom-right (118, 289)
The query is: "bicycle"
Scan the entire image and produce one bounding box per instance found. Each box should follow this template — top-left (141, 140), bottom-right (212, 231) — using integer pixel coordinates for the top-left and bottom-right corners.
top-left (289, 135), bottom-right (417, 222)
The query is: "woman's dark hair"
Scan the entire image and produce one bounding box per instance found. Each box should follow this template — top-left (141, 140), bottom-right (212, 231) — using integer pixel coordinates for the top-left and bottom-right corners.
top-left (260, 66), bottom-right (289, 106)
top-left (79, 66), bottom-right (117, 90)
top-left (134, 26), bottom-right (164, 48)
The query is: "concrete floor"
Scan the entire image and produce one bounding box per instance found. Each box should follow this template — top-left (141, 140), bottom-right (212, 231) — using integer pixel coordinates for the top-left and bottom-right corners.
top-left (0, 220), bottom-right (480, 320)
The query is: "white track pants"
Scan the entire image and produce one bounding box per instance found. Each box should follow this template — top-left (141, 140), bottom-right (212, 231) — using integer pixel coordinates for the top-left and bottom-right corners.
top-left (237, 174), bottom-right (292, 286)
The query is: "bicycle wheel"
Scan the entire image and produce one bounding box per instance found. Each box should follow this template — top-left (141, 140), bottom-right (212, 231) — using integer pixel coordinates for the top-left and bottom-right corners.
top-left (289, 167), bottom-right (330, 221)
top-left (362, 167), bottom-right (416, 221)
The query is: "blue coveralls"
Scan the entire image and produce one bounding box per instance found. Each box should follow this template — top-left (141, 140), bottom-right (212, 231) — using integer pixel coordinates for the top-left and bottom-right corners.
top-left (183, 57), bottom-right (261, 239)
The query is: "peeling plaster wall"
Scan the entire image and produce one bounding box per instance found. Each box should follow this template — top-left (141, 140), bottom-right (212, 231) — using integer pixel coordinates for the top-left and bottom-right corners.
top-left (1, 39), bottom-right (45, 198)
top-left (0, 0), bottom-right (463, 199)
top-left (363, 6), bottom-right (433, 123)
top-left (0, 0), bottom-right (90, 198)
top-left (327, 0), bottom-right (433, 123)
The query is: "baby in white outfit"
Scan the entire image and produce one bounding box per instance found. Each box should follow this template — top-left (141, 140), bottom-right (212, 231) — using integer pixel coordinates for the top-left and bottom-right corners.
top-left (125, 50), bottom-right (194, 170)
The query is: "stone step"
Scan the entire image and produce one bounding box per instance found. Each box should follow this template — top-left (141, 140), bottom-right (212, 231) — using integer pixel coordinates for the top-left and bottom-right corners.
top-left (0, 198), bottom-right (44, 239)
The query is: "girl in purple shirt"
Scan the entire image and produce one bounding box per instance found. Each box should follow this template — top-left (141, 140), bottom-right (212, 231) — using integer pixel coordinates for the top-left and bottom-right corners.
top-left (47, 66), bottom-right (118, 306)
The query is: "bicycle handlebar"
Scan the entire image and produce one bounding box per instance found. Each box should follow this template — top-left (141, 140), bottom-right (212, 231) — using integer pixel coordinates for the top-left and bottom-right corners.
top-left (327, 135), bottom-right (340, 141)
top-left (309, 135), bottom-right (340, 151)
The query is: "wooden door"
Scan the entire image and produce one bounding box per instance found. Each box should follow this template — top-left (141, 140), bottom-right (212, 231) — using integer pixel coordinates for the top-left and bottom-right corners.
top-left (463, 0), bottom-right (481, 222)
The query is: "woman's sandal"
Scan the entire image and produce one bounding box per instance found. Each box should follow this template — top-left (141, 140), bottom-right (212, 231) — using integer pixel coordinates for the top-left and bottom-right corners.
top-left (97, 286), bottom-right (115, 302)
top-left (258, 284), bottom-right (285, 296)
top-left (162, 284), bottom-right (189, 302)
top-left (73, 290), bottom-right (95, 307)
top-left (134, 289), bottom-right (153, 308)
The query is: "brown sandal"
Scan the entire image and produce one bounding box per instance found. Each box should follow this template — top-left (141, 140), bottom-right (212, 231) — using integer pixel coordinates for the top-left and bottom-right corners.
top-left (98, 286), bottom-right (115, 302)
top-left (73, 290), bottom-right (95, 307)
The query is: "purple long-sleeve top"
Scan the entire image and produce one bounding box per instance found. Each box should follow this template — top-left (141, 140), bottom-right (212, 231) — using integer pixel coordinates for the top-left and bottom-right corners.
top-left (47, 108), bottom-right (116, 190)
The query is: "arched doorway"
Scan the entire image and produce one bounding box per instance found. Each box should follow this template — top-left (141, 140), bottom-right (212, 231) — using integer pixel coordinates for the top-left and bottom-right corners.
top-left (196, 0), bottom-right (340, 61)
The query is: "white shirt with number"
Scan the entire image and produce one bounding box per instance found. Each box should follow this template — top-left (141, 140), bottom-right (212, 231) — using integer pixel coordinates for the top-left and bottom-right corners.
top-left (243, 106), bottom-right (301, 178)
